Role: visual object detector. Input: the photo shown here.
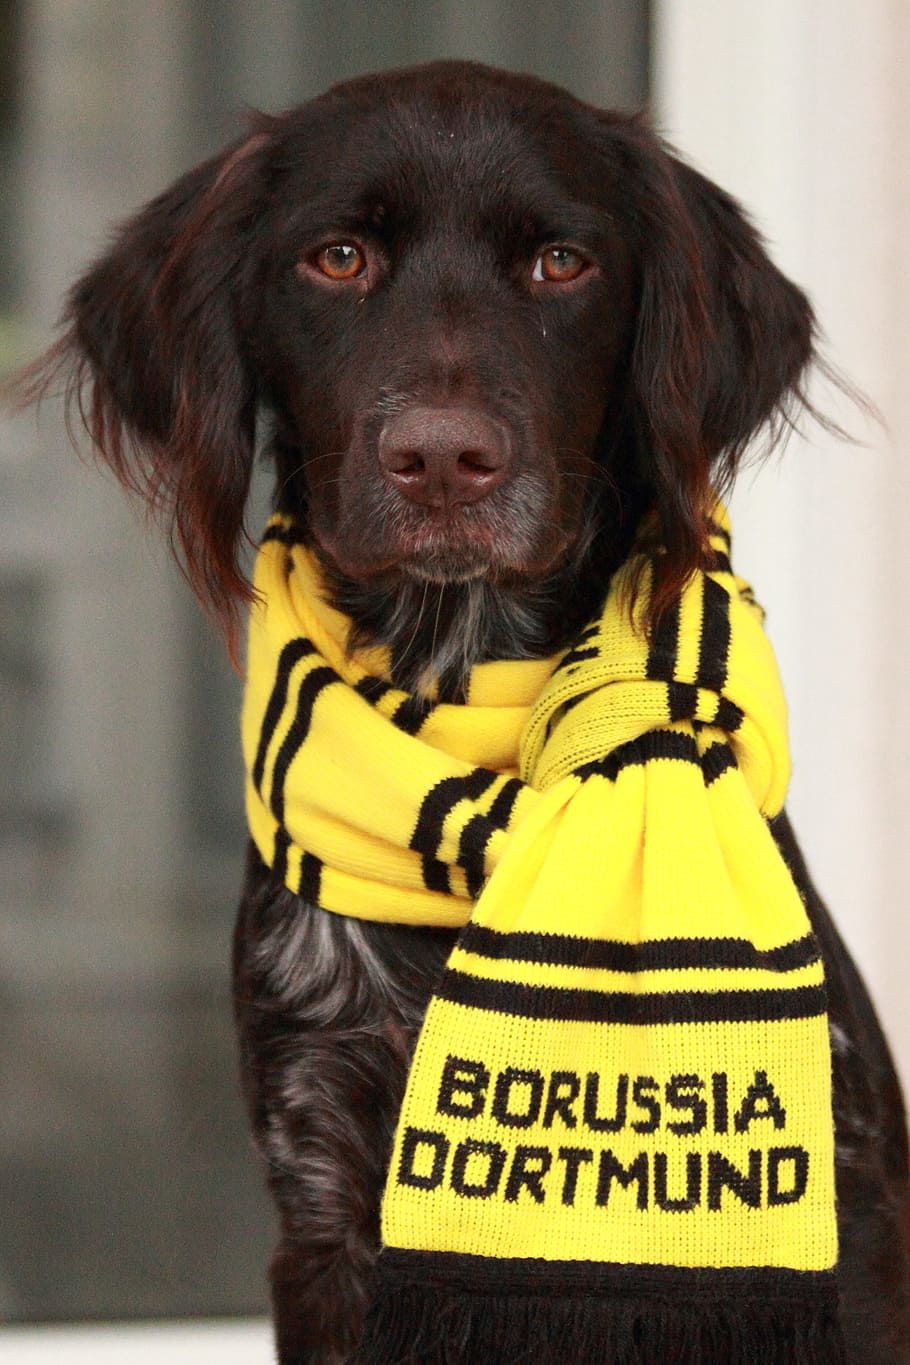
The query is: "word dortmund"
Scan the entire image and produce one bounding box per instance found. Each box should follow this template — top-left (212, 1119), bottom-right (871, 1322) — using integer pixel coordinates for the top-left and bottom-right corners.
top-left (397, 1127), bottom-right (810, 1211)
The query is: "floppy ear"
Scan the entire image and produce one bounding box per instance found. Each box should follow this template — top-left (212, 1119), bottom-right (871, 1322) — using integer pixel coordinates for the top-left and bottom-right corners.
top-left (606, 117), bottom-right (816, 615)
top-left (662, 154), bottom-right (816, 464)
top-left (18, 128), bottom-right (272, 646)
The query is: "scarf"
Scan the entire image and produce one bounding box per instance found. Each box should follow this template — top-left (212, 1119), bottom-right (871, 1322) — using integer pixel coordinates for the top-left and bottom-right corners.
top-left (242, 513), bottom-right (845, 1363)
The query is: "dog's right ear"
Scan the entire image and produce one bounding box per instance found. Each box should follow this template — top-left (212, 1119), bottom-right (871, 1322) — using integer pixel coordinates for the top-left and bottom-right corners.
top-left (12, 127), bottom-right (272, 649)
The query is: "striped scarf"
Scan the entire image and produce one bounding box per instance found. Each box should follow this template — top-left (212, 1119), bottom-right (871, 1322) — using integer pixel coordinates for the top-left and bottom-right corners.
top-left (242, 513), bottom-right (845, 1363)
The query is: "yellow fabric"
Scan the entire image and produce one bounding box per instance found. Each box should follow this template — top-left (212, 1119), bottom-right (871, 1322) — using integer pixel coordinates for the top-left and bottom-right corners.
top-left (242, 511), bottom-right (838, 1278)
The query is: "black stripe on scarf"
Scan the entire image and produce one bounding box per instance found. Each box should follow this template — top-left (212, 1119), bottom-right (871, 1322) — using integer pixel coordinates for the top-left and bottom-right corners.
top-left (298, 851), bottom-right (323, 903)
top-left (273, 827), bottom-right (291, 884)
top-left (274, 834), bottom-right (323, 904)
top-left (354, 676), bottom-right (394, 704)
top-left (575, 729), bottom-right (736, 785)
top-left (486, 776), bottom-right (524, 828)
top-left (667, 681), bottom-right (698, 720)
top-left (436, 970), bottom-right (827, 1025)
top-left (645, 596), bottom-right (681, 681)
top-left (714, 695), bottom-right (744, 731)
top-left (457, 778), bottom-right (525, 897)
top-left (560, 624), bottom-right (602, 672)
top-left (392, 693), bottom-right (438, 735)
top-left (251, 638), bottom-right (315, 792)
top-left (457, 924), bottom-right (821, 973)
top-left (269, 665), bottom-right (338, 822)
top-left (457, 816), bottom-right (498, 898)
top-left (368, 1248), bottom-right (839, 1303)
top-left (411, 768), bottom-right (500, 895)
top-left (667, 686), bottom-right (744, 733)
top-left (411, 770), bottom-right (499, 856)
top-left (699, 574), bottom-right (732, 693)
top-left (708, 516), bottom-right (732, 551)
top-left (701, 740), bottom-right (737, 786)
top-left (421, 855), bottom-right (452, 894)
top-left (354, 680), bottom-right (437, 735)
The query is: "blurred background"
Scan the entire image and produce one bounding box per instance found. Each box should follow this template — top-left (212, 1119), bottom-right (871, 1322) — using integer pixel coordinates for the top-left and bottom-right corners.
top-left (0, 0), bottom-right (907, 1345)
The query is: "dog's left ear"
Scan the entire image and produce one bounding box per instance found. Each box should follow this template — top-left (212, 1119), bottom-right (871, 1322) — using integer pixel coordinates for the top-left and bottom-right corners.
top-left (604, 117), bottom-right (816, 614)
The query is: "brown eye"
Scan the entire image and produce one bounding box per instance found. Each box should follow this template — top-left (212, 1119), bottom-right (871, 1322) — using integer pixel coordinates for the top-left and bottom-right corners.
top-left (314, 243), bottom-right (366, 280)
top-left (532, 246), bottom-right (588, 283)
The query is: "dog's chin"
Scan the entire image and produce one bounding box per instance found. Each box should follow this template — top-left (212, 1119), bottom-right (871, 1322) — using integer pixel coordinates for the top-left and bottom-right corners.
top-left (316, 539), bottom-right (497, 588)
top-left (399, 547), bottom-right (492, 585)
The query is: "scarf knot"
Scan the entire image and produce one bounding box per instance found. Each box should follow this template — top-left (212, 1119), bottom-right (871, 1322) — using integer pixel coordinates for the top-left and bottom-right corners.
top-left (523, 518), bottom-right (788, 817)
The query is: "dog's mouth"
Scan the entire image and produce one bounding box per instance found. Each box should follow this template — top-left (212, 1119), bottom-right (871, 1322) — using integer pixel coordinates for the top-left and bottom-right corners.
top-left (311, 480), bottom-right (572, 588)
top-left (392, 506), bottom-right (530, 583)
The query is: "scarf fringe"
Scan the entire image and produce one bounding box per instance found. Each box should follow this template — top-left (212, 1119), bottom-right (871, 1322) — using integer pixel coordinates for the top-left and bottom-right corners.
top-left (353, 1278), bottom-right (848, 1364)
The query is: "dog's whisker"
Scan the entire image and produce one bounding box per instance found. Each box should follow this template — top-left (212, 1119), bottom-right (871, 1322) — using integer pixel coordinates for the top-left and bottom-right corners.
top-left (425, 583), bottom-right (446, 691)
top-left (388, 579), bottom-right (430, 682)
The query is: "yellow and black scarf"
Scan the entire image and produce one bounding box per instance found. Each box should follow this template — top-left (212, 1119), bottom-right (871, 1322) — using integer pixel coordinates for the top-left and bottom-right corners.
top-left (242, 513), bottom-right (845, 1362)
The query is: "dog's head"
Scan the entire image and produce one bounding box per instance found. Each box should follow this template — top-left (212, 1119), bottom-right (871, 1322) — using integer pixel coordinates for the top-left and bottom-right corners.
top-left (21, 61), bottom-right (815, 683)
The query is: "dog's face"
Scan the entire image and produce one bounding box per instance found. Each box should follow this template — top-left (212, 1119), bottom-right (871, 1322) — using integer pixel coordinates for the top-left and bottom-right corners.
top-left (32, 61), bottom-right (815, 677)
top-left (245, 69), bottom-right (635, 592)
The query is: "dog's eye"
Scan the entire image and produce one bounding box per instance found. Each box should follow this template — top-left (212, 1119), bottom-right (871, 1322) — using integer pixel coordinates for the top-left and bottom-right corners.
top-left (532, 246), bottom-right (588, 283)
top-left (314, 243), bottom-right (366, 280)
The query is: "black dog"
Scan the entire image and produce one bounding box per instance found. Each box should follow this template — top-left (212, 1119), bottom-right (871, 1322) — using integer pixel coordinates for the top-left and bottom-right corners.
top-left (18, 61), bottom-right (910, 1363)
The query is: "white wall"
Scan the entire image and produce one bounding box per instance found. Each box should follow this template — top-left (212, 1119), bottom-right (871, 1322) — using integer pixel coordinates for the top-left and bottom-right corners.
top-left (654, 2), bottom-right (910, 1092)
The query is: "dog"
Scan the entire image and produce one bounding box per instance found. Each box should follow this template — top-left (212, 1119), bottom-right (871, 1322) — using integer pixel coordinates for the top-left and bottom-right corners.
top-left (15, 60), bottom-right (910, 1363)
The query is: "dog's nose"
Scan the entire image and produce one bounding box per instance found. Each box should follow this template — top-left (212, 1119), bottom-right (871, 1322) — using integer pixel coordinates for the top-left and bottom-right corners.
top-left (378, 406), bottom-right (511, 507)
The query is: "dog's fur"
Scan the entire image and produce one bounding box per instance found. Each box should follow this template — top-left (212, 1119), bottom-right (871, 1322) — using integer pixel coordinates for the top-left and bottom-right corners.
top-left (16, 61), bottom-right (910, 1363)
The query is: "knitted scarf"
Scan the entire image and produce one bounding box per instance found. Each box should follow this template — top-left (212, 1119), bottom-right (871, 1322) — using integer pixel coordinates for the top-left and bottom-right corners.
top-left (242, 513), bottom-right (845, 1363)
